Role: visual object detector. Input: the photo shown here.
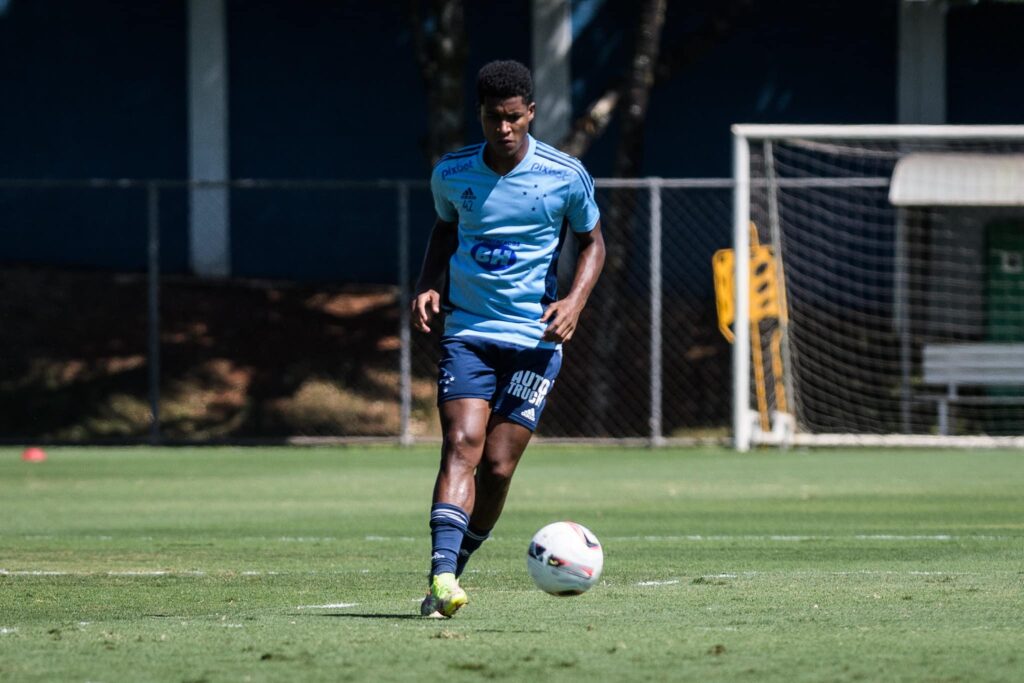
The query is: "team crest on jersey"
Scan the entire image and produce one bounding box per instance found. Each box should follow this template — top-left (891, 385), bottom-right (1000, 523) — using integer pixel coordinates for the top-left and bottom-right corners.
top-left (461, 187), bottom-right (476, 211)
top-left (438, 368), bottom-right (456, 394)
top-left (471, 239), bottom-right (518, 272)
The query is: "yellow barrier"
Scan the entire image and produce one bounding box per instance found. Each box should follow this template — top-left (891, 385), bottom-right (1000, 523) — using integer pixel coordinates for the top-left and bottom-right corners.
top-left (713, 224), bottom-right (788, 431)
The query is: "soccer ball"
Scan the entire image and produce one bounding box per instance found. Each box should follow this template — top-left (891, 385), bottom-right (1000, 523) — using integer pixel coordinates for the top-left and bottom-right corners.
top-left (526, 521), bottom-right (603, 595)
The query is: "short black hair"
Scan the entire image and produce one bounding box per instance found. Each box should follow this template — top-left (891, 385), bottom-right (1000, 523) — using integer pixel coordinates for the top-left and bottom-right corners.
top-left (476, 60), bottom-right (533, 105)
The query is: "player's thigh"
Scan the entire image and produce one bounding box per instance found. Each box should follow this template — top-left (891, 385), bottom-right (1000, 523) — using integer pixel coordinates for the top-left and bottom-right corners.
top-left (437, 337), bottom-right (499, 459)
top-left (439, 398), bottom-right (491, 458)
top-left (480, 414), bottom-right (534, 480)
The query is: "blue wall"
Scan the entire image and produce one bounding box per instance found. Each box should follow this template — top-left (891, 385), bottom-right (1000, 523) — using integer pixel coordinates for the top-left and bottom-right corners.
top-left (1, 0), bottom-right (1021, 281)
top-left (0, 0), bottom-right (188, 271)
top-left (947, 2), bottom-right (1024, 124)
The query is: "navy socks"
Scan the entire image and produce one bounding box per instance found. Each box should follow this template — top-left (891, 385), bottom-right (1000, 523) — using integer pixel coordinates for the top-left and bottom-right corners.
top-left (456, 525), bottom-right (492, 577)
top-left (429, 503), bottom-right (469, 577)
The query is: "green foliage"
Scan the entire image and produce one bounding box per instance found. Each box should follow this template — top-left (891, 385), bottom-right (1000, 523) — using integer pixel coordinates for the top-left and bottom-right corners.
top-left (0, 446), bottom-right (1021, 682)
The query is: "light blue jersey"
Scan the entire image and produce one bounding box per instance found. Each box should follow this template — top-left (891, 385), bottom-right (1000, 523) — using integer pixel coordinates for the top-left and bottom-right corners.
top-left (430, 135), bottom-right (600, 348)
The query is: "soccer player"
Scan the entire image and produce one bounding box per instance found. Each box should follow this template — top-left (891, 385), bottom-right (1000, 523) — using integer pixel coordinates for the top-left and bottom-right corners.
top-left (412, 60), bottom-right (605, 617)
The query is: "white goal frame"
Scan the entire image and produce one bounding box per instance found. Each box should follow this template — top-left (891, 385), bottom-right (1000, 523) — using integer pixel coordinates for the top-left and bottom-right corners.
top-left (731, 124), bottom-right (1024, 451)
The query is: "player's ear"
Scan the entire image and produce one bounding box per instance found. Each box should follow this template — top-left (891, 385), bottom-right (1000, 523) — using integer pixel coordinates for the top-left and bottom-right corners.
top-left (527, 102), bottom-right (535, 123)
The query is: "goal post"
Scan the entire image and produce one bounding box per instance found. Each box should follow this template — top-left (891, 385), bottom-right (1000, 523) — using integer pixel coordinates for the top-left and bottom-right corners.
top-left (731, 125), bottom-right (1024, 450)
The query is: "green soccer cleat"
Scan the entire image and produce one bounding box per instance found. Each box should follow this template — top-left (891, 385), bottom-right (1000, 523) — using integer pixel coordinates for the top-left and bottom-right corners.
top-left (421, 572), bottom-right (467, 618)
top-left (419, 591), bottom-right (443, 618)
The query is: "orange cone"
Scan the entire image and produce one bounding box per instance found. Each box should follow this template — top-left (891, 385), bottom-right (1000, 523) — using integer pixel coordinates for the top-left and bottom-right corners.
top-left (21, 447), bottom-right (47, 462)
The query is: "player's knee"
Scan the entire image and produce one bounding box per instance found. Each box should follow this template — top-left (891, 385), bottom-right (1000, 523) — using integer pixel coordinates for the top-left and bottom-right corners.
top-left (481, 457), bottom-right (518, 485)
top-left (443, 426), bottom-right (485, 462)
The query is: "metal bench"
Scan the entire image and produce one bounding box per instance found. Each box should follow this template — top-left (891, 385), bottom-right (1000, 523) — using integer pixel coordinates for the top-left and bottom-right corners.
top-left (922, 343), bottom-right (1024, 435)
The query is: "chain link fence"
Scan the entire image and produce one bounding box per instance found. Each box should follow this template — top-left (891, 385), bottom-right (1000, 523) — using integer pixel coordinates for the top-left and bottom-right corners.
top-left (0, 178), bottom-right (733, 444)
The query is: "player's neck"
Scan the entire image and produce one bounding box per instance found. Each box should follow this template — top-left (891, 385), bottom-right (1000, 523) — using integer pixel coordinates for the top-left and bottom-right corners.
top-left (483, 140), bottom-right (529, 176)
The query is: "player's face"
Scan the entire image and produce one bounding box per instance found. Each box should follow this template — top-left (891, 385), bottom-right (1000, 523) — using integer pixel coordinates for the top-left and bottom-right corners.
top-left (479, 96), bottom-right (535, 161)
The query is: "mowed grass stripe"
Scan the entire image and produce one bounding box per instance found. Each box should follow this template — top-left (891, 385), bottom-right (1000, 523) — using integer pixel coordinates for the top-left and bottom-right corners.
top-left (0, 446), bottom-right (1021, 682)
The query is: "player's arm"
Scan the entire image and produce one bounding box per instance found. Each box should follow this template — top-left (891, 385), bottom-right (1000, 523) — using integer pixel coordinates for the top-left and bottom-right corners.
top-left (412, 218), bottom-right (458, 334)
top-left (541, 221), bottom-right (605, 343)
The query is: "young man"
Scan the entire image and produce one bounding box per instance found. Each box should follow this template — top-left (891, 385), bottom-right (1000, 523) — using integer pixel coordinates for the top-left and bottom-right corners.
top-left (412, 60), bottom-right (605, 617)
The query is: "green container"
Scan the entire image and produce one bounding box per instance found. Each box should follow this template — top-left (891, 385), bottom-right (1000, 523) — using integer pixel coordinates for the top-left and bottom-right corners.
top-left (986, 220), bottom-right (1024, 342)
top-left (983, 220), bottom-right (1024, 433)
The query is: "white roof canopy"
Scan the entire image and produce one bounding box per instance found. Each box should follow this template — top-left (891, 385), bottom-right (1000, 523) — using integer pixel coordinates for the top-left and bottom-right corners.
top-left (889, 153), bottom-right (1024, 206)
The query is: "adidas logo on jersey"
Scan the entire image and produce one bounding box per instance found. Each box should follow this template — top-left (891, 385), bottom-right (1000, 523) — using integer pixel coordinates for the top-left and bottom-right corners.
top-left (521, 407), bottom-right (536, 421)
top-left (461, 187), bottom-right (476, 211)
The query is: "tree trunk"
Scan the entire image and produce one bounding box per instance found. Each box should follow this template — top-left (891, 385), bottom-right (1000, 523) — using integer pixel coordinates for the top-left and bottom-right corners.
top-left (614, 0), bottom-right (666, 178)
top-left (586, 0), bottom-right (667, 436)
top-left (557, 0), bottom-right (755, 159)
top-left (411, 0), bottom-right (467, 165)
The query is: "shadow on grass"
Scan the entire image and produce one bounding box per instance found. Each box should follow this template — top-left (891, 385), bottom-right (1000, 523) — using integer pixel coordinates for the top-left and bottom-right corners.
top-left (301, 614), bottom-right (546, 632)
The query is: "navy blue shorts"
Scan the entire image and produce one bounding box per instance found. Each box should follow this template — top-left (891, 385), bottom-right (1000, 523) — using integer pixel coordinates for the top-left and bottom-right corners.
top-left (437, 336), bottom-right (563, 431)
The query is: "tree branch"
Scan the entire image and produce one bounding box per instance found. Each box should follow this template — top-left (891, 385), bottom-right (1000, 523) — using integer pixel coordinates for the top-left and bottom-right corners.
top-left (557, 88), bottom-right (621, 158)
top-left (557, 0), bottom-right (757, 159)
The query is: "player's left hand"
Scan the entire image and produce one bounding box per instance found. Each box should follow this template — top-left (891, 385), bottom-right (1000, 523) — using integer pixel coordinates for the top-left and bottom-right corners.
top-left (540, 297), bottom-right (584, 343)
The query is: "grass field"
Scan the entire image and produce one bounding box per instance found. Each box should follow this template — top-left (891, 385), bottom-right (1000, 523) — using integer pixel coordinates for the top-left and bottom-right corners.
top-left (0, 446), bottom-right (1021, 682)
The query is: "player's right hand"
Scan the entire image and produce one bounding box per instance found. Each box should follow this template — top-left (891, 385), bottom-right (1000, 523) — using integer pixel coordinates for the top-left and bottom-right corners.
top-left (412, 289), bottom-right (441, 333)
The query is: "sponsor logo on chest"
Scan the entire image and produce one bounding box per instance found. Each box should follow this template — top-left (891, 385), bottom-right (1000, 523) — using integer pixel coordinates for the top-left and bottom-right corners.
top-left (471, 239), bottom-right (518, 271)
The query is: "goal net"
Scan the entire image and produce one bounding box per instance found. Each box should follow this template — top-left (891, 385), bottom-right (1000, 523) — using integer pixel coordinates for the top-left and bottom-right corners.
top-left (731, 125), bottom-right (1024, 449)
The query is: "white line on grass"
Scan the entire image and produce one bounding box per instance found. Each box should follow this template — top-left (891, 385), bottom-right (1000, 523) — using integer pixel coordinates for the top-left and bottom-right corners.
top-left (21, 534), bottom-right (403, 543)
top-left (0, 569), bottom-right (258, 577)
top-left (296, 603), bottom-right (358, 610)
top-left (639, 573), bottom-right (739, 586)
top-left (639, 570), bottom-right (996, 584)
top-left (112, 571), bottom-right (206, 577)
top-left (696, 626), bottom-right (739, 632)
top-left (608, 534), bottom-right (1009, 542)
top-left (719, 570), bottom-right (988, 577)
top-left (0, 628), bottom-right (17, 635)
top-left (1, 568), bottom-right (1003, 581)
top-left (21, 535), bottom-right (155, 541)
top-left (19, 533), bottom-right (1010, 544)
top-left (828, 570), bottom-right (981, 576)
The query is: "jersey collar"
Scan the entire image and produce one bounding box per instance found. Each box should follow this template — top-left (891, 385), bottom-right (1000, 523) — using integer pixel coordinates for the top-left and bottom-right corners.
top-left (480, 135), bottom-right (536, 178)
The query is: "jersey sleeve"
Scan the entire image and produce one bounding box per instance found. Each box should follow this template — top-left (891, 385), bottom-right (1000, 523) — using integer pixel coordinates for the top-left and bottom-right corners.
top-left (565, 169), bottom-right (600, 233)
top-left (430, 168), bottom-right (458, 222)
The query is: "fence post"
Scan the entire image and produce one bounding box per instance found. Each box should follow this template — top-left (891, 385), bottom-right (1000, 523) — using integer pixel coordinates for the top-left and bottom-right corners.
top-left (732, 133), bottom-right (752, 452)
top-left (648, 179), bottom-right (665, 446)
top-left (146, 182), bottom-right (161, 444)
top-left (397, 182), bottom-right (413, 446)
